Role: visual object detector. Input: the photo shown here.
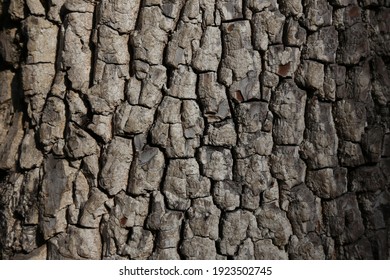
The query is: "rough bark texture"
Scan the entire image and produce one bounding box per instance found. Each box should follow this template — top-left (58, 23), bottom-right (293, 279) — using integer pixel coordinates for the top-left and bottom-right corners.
top-left (0, 0), bottom-right (389, 260)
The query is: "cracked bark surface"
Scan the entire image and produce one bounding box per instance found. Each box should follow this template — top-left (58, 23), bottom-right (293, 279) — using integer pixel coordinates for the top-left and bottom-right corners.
top-left (0, 0), bottom-right (389, 260)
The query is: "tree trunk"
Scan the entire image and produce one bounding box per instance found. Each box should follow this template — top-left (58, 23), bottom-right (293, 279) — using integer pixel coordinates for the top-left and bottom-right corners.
top-left (0, 0), bottom-right (389, 260)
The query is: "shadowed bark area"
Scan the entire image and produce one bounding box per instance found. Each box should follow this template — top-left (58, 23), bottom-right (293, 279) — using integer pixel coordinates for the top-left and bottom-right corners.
top-left (0, 0), bottom-right (389, 260)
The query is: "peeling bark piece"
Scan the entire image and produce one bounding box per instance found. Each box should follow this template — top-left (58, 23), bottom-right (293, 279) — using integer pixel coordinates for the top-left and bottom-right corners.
top-left (270, 146), bottom-right (306, 188)
top-left (254, 239), bottom-right (288, 260)
top-left (128, 146), bottom-right (165, 195)
top-left (47, 226), bottom-right (102, 259)
top-left (198, 72), bottom-right (230, 122)
top-left (300, 98), bottom-right (338, 169)
top-left (255, 204), bottom-right (292, 248)
top-left (163, 158), bottom-right (210, 211)
top-left (323, 193), bottom-right (365, 245)
top-left (199, 146), bottom-right (233, 181)
top-left (100, 0), bottom-right (141, 33)
top-left (306, 167), bottom-right (348, 199)
top-left (193, 26), bottom-right (222, 72)
top-left (305, 26), bottom-right (338, 63)
top-left (99, 137), bottom-right (133, 196)
top-left (270, 79), bottom-right (306, 145)
top-left (265, 45), bottom-right (300, 78)
top-left (212, 180), bottom-right (241, 211)
top-left (181, 236), bottom-right (217, 259)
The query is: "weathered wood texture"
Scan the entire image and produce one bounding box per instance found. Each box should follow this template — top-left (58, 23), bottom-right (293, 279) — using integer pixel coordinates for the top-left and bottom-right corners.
top-left (0, 0), bottom-right (389, 259)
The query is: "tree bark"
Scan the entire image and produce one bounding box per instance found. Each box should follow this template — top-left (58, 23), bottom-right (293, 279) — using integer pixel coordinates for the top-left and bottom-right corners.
top-left (0, 0), bottom-right (389, 260)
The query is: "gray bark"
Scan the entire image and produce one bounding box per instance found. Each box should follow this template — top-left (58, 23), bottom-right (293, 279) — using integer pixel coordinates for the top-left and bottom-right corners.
top-left (0, 0), bottom-right (389, 260)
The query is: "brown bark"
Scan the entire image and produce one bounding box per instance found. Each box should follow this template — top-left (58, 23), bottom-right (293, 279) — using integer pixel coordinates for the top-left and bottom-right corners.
top-left (0, 0), bottom-right (389, 260)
